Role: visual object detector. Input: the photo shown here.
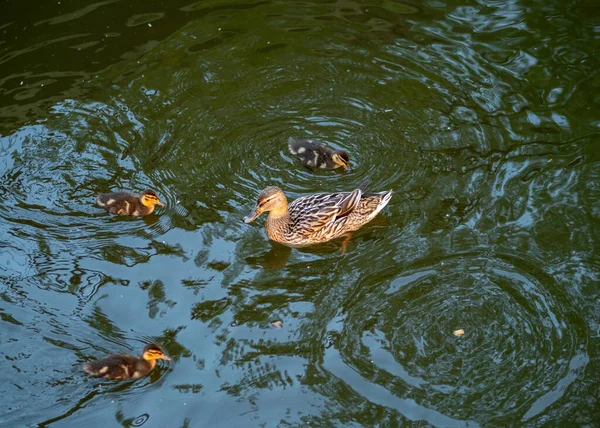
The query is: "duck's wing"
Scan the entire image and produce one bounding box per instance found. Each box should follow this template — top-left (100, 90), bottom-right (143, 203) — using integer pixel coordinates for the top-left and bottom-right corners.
top-left (83, 354), bottom-right (137, 379)
top-left (288, 188), bottom-right (363, 236)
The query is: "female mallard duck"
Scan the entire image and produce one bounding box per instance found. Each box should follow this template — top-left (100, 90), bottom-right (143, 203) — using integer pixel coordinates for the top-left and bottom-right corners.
top-left (83, 343), bottom-right (171, 380)
top-left (243, 181), bottom-right (392, 247)
top-left (288, 138), bottom-right (350, 170)
top-left (96, 189), bottom-right (165, 216)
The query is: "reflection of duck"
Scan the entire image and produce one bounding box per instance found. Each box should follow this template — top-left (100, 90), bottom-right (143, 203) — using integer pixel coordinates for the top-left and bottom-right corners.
top-left (288, 138), bottom-right (350, 170)
top-left (96, 189), bottom-right (165, 216)
top-left (243, 181), bottom-right (392, 247)
top-left (83, 344), bottom-right (171, 380)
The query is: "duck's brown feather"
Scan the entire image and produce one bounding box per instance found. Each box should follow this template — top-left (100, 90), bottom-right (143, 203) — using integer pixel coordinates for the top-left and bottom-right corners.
top-left (266, 181), bottom-right (392, 246)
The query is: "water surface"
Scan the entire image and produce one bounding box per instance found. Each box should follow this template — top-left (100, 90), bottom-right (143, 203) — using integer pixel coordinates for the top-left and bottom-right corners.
top-left (1, 0), bottom-right (599, 426)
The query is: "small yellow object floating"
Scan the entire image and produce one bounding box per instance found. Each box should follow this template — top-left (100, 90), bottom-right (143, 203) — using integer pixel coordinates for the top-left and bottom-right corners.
top-left (453, 329), bottom-right (465, 337)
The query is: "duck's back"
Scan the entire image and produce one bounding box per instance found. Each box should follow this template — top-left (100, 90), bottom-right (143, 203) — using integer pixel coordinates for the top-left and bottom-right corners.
top-left (283, 190), bottom-right (359, 242)
top-left (285, 184), bottom-right (391, 243)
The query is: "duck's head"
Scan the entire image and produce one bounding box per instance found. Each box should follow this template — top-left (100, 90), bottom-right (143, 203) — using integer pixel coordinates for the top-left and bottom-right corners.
top-left (243, 186), bottom-right (287, 223)
top-left (140, 189), bottom-right (166, 208)
top-left (142, 343), bottom-right (172, 361)
top-left (332, 150), bottom-right (350, 169)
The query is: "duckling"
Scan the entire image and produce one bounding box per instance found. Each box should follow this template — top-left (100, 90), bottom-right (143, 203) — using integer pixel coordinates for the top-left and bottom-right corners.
top-left (83, 343), bottom-right (171, 380)
top-left (288, 138), bottom-right (350, 170)
top-left (96, 189), bottom-right (165, 216)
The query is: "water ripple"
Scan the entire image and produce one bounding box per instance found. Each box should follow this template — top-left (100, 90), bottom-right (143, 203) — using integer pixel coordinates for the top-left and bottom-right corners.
top-left (325, 252), bottom-right (588, 424)
top-left (0, 0), bottom-right (598, 425)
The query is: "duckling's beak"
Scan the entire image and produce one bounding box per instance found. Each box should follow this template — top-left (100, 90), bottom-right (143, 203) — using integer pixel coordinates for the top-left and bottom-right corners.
top-left (162, 354), bottom-right (172, 361)
top-left (157, 199), bottom-right (166, 206)
top-left (334, 159), bottom-right (350, 170)
top-left (243, 207), bottom-right (261, 223)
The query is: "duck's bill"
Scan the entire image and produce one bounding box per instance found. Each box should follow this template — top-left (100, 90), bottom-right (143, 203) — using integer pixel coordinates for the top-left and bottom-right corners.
top-left (162, 355), bottom-right (173, 361)
top-left (243, 208), bottom-right (260, 223)
top-left (157, 200), bottom-right (166, 206)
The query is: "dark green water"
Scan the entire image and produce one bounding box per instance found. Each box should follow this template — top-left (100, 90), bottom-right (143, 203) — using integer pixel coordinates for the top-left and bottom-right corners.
top-left (1, 0), bottom-right (599, 426)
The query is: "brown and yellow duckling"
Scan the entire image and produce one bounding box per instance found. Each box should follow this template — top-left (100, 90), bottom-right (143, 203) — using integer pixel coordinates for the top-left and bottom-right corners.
top-left (96, 189), bottom-right (165, 216)
top-left (83, 343), bottom-right (171, 380)
top-left (243, 181), bottom-right (392, 247)
top-left (288, 138), bottom-right (350, 170)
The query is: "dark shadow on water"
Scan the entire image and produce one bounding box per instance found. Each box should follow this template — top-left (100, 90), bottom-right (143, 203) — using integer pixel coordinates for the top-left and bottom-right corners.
top-left (245, 242), bottom-right (292, 269)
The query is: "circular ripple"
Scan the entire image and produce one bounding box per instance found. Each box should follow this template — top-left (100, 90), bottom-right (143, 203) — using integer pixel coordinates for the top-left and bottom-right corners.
top-left (130, 413), bottom-right (150, 426)
top-left (334, 253), bottom-right (588, 424)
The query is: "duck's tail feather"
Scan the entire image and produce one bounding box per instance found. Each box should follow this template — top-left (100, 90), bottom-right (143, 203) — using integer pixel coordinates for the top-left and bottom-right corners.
top-left (366, 190), bottom-right (393, 219)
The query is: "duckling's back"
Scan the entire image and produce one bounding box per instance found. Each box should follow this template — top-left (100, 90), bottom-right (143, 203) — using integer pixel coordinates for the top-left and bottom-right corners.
top-left (288, 138), bottom-right (332, 168)
top-left (96, 191), bottom-right (140, 215)
top-left (83, 354), bottom-right (151, 379)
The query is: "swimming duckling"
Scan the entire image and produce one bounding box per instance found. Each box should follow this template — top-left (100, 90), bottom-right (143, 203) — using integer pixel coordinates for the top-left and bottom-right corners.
top-left (83, 343), bottom-right (171, 380)
top-left (96, 189), bottom-right (165, 216)
top-left (287, 138), bottom-right (350, 170)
